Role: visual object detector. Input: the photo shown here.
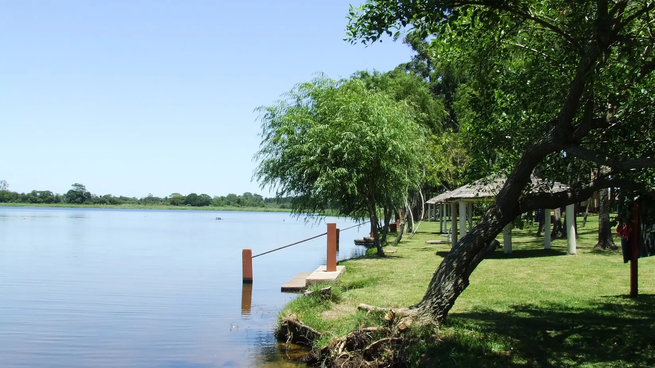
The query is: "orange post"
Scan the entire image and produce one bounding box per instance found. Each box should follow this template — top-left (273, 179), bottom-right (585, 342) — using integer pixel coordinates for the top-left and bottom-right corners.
top-left (242, 248), bottom-right (253, 283)
top-left (327, 223), bottom-right (337, 272)
top-left (336, 228), bottom-right (340, 251)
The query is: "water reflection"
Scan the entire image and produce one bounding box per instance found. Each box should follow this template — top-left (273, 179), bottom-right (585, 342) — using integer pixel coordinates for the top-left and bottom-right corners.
top-left (0, 207), bottom-right (368, 367)
top-left (241, 283), bottom-right (253, 316)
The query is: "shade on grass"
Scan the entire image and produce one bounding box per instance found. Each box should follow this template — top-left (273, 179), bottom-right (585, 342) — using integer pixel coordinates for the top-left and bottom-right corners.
top-left (281, 215), bottom-right (655, 367)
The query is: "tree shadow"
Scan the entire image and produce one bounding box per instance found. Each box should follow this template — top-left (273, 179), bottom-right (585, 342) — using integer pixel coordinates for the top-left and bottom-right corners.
top-left (433, 296), bottom-right (655, 367)
top-left (435, 249), bottom-right (567, 259)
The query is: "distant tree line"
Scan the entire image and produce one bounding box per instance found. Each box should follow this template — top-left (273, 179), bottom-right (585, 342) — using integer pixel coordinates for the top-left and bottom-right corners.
top-left (0, 181), bottom-right (291, 208)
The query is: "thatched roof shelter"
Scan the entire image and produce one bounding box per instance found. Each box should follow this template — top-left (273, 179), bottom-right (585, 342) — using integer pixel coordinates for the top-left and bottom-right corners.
top-left (426, 176), bottom-right (569, 204)
top-left (425, 176), bottom-right (575, 254)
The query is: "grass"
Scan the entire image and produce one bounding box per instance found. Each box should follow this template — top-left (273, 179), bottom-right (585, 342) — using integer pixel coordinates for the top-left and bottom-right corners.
top-left (279, 215), bottom-right (655, 367)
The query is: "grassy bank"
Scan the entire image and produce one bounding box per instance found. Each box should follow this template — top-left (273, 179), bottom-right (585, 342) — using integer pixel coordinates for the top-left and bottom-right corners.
top-left (281, 216), bottom-right (655, 367)
top-left (0, 202), bottom-right (292, 212)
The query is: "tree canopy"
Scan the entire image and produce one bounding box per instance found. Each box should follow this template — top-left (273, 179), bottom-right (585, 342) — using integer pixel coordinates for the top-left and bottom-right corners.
top-left (255, 75), bottom-right (429, 255)
top-left (347, 0), bottom-right (655, 322)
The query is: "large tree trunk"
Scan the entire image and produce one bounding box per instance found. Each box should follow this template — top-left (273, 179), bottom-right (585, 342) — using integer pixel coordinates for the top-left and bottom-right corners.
top-left (391, 208), bottom-right (405, 246)
top-left (381, 204), bottom-right (392, 244)
top-left (595, 187), bottom-right (616, 250)
top-left (406, 37), bottom-right (606, 324)
top-left (368, 204), bottom-right (384, 257)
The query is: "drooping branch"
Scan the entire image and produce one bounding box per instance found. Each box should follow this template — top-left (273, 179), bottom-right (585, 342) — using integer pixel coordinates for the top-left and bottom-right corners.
top-left (565, 145), bottom-right (655, 170)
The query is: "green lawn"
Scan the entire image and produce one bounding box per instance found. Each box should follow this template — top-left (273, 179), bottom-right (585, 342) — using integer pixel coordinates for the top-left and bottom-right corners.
top-left (281, 215), bottom-right (655, 367)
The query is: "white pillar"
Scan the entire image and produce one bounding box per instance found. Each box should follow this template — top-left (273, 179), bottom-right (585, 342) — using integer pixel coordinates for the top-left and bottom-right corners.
top-left (440, 204), bottom-right (445, 233)
top-left (566, 204), bottom-right (576, 254)
top-left (459, 201), bottom-right (467, 239)
top-left (451, 201), bottom-right (458, 247)
top-left (503, 223), bottom-right (512, 254)
top-left (544, 209), bottom-right (551, 250)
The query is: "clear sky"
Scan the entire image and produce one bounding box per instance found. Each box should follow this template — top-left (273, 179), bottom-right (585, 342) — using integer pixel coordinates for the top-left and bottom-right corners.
top-left (0, 1), bottom-right (414, 199)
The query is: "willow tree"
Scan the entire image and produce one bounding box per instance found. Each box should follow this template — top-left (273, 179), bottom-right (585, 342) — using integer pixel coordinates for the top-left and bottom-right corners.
top-left (348, 0), bottom-right (655, 323)
top-left (254, 76), bottom-right (428, 256)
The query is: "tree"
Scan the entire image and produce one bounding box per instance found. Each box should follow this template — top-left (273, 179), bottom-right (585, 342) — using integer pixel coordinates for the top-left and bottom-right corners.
top-left (0, 180), bottom-right (8, 191)
top-left (255, 75), bottom-right (428, 256)
top-left (184, 193), bottom-right (199, 206)
top-left (64, 183), bottom-right (91, 204)
top-left (168, 193), bottom-right (185, 206)
top-left (596, 187), bottom-right (616, 249)
top-left (348, 0), bottom-right (655, 323)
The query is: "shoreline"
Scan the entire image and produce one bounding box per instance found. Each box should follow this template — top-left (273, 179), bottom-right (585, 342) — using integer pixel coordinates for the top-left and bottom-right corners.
top-left (0, 203), bottom-right (292, 212)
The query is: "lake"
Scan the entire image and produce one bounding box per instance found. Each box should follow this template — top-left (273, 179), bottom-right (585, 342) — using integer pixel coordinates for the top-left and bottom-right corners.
top-left (0, 207), bottom-right (369, 367)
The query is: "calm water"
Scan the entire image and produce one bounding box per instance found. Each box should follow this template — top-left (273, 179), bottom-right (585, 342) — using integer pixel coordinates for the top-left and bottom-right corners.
top-left (0, 207), bottom-right (368, 367)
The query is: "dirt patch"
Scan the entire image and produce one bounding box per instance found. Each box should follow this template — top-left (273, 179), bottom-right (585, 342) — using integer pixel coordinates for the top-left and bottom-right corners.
top-left (321, 303), bottom-right (357, 320)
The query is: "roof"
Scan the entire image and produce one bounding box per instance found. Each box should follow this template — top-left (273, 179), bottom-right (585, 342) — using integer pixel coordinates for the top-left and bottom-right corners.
top-left (426, 176), bottom-right (569, 204)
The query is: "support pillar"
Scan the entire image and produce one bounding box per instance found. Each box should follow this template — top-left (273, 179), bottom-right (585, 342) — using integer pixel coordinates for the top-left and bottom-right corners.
top-left (327, 223), bottom-right (337, 272)
top-left (440, 204), bottom-right (445, 233)
top-left (565, 204), bottom-right (576, 254)
top-left (451, 201), bottom-right (458, 247)
top-left (503, 223), bottom-right (512, 254)
top-left (544, 209), bottom-right (551, 250)
top-left (459, 201), bottom-right (467, 239)
top-left (242, 248), bottom-right (253, 283)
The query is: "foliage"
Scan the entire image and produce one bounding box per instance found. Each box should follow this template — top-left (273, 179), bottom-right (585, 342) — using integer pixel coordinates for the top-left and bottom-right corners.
top-left (254, 75), bottom-right (429, 232)
top-left (0, 185), bottom-right (277, 209)
top-left (348, 0), bottom-right (655, 189)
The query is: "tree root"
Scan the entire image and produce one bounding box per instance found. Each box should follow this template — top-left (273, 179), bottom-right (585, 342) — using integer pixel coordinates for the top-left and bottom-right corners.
top-left (275, 314), bottom-right (322, 347)
top-left (279, 307), bottom-right (434, 367)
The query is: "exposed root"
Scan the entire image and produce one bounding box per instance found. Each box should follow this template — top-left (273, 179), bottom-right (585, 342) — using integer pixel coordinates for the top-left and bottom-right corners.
top-left (275, 314), bottom-right (322, 347)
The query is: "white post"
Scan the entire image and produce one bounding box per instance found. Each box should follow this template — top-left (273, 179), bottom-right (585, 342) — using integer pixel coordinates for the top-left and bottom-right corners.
top-left (544, 209), bottom-right (551, 250)
top-left (440, 204), bottom-right (445, 233)
top-left (451, 201), bottom-right (458, 247)
top-left (459, 201), bottom-right (467, 239)
top-left (503, 223), bottom-right (512, 254)
top-left (566, 204), bottom-right (576, 254)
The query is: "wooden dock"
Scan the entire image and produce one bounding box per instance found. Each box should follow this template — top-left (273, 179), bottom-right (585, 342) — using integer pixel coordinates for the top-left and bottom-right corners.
top-left (281, 266), bottom-right (346, 292)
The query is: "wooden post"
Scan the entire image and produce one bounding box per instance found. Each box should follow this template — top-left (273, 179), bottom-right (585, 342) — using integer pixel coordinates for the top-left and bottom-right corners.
top-left (566, 204), bottom-right (576, 254)
top-left (242, 249), bottom-right (253, 283)
top-left (544, 209), bottom-right (551, 250)
top-left (459, 201), bottom-right (467, 239)
top-left (241, 282), bottom-right (252, 315)
top-left (327, 223), bottom-right (337, 272)
top-left (336, 228), bottom-right (340, 251)
top-left (503, 223), bottom-right (512, 254)
top-left (630, 201), bottom-right (640, 298)
top-left (451, 201), bottom-right (458, 247)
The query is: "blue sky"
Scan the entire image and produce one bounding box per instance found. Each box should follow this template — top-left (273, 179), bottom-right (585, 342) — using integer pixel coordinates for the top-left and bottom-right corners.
top-left (0, 1), bottom-right (414, 198)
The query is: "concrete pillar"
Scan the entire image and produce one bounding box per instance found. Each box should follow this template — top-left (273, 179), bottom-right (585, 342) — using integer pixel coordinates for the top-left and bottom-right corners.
top-left (566, 204), bottom-right (576, 254)
top-left (503, 223), bottom-right (512, 254)
top-left (440, 204), bottom-right (446, 233)
top-left (451, 201), bottom-right (458, 247)
top-left (459, 201), bottom-right (467, 239)
top-left (544, 209), bottom-right (551, 250)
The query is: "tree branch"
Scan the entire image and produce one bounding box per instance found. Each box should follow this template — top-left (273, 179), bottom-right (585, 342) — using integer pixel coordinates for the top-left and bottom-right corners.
top-left (616, 1), bottom-right (655, 34)
top-left (565, 145), bottom-right (655, 170)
